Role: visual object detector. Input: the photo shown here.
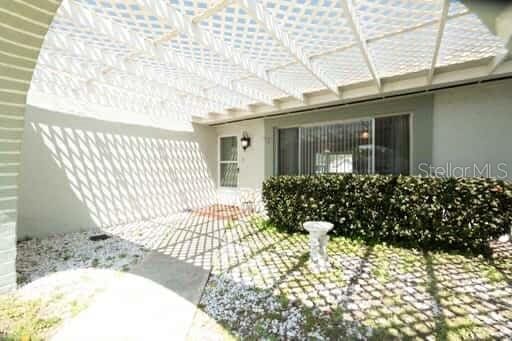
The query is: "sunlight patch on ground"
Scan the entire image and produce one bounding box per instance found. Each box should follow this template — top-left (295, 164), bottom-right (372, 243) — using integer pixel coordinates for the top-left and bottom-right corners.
top-left (1, 229), bottom-right (149, 339)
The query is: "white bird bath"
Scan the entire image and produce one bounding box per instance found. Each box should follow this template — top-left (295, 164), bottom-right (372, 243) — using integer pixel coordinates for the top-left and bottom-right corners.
top-left (303, 221), bottom-right (333, 273)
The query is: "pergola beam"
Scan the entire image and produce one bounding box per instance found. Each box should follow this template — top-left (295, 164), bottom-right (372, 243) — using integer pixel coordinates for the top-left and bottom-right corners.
top-left (427, 0), bottom-right (449, 85)
top-left (34, 64), bottom-right (216, 118)
top-left (59, 0), bottom-right (275, 106)
top-left (30, 80), bottom-right (199, 123)
top-left (488, 5), bottom-right (512, 75)
top-left (42, 33), bottom-right (240, 110)
top-left (340, 0), bottom-right (381, 90)
top-left (203, 59), bottom-right (512, 124)
top-left (488, 52), bottom-right (509, 75)
top-left (235, 0), bottom-right (340, 96)
top-left (36, 53), bottom-right (220, 116)
top-left (268, 10), bottom-right (471, 72)
top-left (138, 0), bottom-right (304, 101)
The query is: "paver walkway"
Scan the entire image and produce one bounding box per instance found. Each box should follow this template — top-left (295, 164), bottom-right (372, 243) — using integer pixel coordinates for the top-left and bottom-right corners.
top-left (52, 212), bottom-right (226, 341)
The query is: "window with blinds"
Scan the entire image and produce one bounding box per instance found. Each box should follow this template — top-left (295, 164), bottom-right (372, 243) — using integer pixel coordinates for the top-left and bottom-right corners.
top-left (278, 128), bottom-right (299, 175)
top-left (276, 114), bottom-right (410, 176)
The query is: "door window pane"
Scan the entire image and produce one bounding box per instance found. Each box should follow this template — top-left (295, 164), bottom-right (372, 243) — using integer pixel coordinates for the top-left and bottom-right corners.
top-left (220, 136), bottom-right (238, 187)
top-left (220, 163), bottom-right (238, 187)
top-left (375, 115), bottom-right (410, 175)
top-left (220, 136), bottom-right (237, 161)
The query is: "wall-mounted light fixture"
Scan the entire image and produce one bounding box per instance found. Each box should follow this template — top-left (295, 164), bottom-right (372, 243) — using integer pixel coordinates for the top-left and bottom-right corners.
top-left (240, 132), bottom-right (251, 151)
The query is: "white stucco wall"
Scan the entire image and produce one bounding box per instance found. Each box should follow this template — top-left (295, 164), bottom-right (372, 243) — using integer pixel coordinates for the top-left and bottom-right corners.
top-left (432, 79), bottom-right (512, 180)
top-left (17, 106), bottom-right (218, 238)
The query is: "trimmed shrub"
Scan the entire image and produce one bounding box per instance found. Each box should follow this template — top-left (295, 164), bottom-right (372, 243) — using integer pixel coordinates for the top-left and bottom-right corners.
top-left (262, 174), bottom-right (512, 253)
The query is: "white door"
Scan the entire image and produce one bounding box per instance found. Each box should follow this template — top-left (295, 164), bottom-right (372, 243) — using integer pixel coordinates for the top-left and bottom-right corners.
top-left (219, 136), bottom-right (238, 188)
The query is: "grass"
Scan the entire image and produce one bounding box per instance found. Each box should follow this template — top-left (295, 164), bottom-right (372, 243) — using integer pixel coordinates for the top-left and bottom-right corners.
top-left (0, 295), bottom-right (61, 340)
top-left (70, 300), bottom-right (88, 317)
top-left (370, 244), bottom-right (391, 283)
top-left (224, 220), bottom-right (238, 230)
top-left (483, 264), bottom-right (506, 283)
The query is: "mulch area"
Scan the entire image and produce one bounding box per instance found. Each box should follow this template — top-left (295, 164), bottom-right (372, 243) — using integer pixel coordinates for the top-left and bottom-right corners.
top-left (192, 204), bottom-right (244, 220)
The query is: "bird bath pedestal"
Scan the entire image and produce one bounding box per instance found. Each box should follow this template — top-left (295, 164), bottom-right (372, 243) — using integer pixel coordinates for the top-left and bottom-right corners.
top-left (303, 221), bottom-right (333, 273)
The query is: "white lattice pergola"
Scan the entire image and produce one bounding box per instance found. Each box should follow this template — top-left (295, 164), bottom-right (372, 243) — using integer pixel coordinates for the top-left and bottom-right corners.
top-left (28, 0), bottom-right (511, 126)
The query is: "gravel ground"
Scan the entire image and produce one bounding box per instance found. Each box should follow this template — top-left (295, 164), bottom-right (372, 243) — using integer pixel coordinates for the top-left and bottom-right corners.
top-left (17, 229), bottom-right (146, 285)
top-left (196, 274), bottom-right (372, 340)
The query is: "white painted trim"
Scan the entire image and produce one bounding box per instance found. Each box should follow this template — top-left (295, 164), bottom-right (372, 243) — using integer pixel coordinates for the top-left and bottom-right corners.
top-left (60, 1), bottom-right (276, 106)
top-left (428, 0), bottom-right (449, 85)
top-left (340, 0), bottom-right (381, 90)
top-left (140, 0), bottom-right (304, 102)
top-left (236, 0), bottom-right (340, 96)
top-left (203, 60), bottom-right (512, 124)
top-left (488, 53), bottom-right (508, 75)
top-left (41, 37), bottom-right (242, 110)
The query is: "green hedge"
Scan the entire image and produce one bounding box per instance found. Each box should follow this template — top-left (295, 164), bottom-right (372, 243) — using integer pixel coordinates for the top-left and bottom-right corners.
top-left (262, 174), bottom-right (512, 253)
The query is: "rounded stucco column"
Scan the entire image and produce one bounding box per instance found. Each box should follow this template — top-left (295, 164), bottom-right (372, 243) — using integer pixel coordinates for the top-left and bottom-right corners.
top-left (0, 0), bottom-right (60, 293)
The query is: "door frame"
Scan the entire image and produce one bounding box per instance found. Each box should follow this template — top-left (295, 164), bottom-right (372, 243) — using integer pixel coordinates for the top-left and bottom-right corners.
top-left (218, 135), bottom-right (239, 189)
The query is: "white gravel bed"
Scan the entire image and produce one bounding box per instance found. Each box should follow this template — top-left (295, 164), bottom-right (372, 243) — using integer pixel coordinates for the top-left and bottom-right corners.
top-left (17, 229), bottom-right (146, 285)
top-left (198, 274), bottom-right (372, 340)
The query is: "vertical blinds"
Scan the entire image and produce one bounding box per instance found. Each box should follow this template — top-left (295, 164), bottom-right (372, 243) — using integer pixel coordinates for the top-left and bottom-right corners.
top-left (278, 128), bottom-right (299, 175)
top-left (277, 114), bottom-right (410, 176)
top-left (375, 115), bottom-right (410, 175)
top-left (300, 120), bottom-right (373, 175)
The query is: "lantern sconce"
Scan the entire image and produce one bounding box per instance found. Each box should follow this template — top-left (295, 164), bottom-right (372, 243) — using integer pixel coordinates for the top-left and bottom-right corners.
top-left (240, 132), bottom-right (251, 151)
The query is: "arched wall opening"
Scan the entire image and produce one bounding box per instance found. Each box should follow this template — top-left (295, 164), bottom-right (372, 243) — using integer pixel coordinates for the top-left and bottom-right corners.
top-left (0, 0), bottom-right (61, 293)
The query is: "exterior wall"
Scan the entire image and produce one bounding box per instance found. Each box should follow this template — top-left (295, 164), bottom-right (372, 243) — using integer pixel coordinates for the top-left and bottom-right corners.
top-left (17, 106), bottom-right (217, 238)
top-left (212, 80), bottom-right (512, 189)
top-left (263, 95), bottom-right (434, 177)
top-left (432, 79), bottom-right (512, 180)
top-left (0, 1), bottom-right (61, 292)
top-left (212, 95), bottom-right (434, 202)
